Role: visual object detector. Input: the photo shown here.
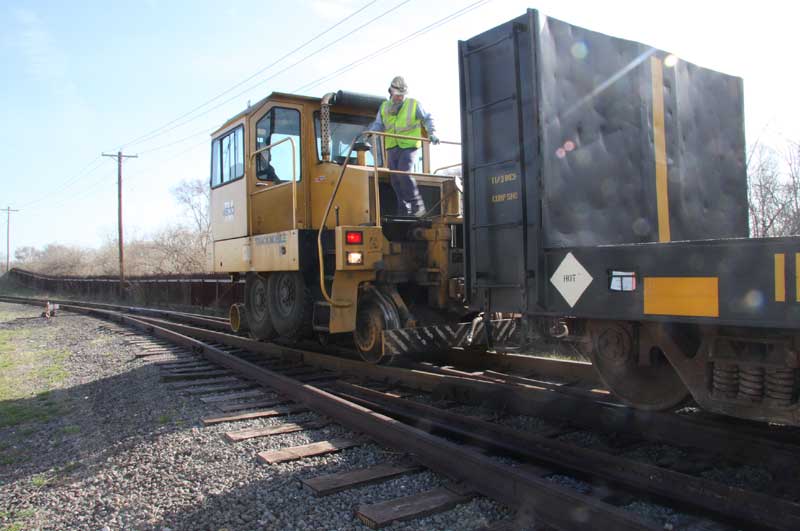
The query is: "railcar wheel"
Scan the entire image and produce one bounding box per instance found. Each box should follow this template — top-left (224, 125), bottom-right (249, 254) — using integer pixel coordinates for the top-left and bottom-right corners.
top-left (353, 292), bottom-right (400, 364)
top-left (587, 320), bottom-right (689, 411)
top-left (245, 273), bottom-right (277, 341)
top-left (267, 272), bottom-right (312, 340)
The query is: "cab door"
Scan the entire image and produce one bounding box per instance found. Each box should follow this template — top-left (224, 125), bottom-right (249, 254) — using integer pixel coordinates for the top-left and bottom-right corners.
top-left (249, 102), bottom-right (305, 234)
top-left (210, 123), bottom-right (247, 240)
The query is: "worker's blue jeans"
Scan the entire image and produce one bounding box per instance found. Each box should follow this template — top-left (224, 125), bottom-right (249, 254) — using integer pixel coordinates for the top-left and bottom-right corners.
top-left (387, 147), bottom-right (424, 215)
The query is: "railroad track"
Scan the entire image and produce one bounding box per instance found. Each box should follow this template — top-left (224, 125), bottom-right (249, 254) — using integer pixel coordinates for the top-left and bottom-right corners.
top-left (4, 295), bottom-right (800, 530)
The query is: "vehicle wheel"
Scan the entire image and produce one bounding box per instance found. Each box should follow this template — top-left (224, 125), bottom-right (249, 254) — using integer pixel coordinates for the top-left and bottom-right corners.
top-left (353, 291), bottom-right (400, 364)
top-left (267, 272), bottom-right (313, 340)
top-left (245, 273), bottom-right (277, 341)
top-left (587, 320), bottom-right (689, 410)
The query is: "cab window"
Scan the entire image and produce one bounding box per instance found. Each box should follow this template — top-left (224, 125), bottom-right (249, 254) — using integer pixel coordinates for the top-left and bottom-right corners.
top-left (314, 112), bottom-right (383, 166)
top-left (210, 126), bottom-right (244, 188)
top-left (255, 107), bottom-right (301, 182)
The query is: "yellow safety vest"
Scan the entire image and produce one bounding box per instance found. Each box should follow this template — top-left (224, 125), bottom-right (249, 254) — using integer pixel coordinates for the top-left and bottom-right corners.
top-left (380, 98), bottom-right (421, 149)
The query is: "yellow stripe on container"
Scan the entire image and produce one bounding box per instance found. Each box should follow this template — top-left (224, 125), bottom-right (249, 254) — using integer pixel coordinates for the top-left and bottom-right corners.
top-left (644, 277), bottom-right (718, 317)
top-left (796, 253), bottom-right (800, 302)
top-left (775, 253), bottom-right (786, 302)
top-left (651, 57), bottom-right (671, 243)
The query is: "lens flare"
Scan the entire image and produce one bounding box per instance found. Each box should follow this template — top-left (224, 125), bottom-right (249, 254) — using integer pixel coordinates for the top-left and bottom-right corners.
top-left (571, 41), bottom-right (588, 59)
top-left (743, 290), bottom-right (765, 310)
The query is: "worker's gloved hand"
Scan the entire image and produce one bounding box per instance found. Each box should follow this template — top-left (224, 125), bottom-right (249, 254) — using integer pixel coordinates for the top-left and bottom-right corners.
top-left (430, 134), bottom-right (440, 145)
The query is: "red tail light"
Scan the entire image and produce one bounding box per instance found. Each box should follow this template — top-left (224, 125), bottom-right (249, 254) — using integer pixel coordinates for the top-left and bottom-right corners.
top-left (345, 231), bottom-right (363, 245)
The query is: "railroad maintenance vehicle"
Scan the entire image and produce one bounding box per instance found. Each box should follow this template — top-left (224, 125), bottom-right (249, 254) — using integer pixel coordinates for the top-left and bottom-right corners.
top-left (210, 9), bottom-right (800, 426)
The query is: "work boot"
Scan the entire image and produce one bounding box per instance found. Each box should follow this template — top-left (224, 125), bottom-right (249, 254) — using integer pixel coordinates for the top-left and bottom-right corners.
top-left (412, 196), bottom-right (426, 217)
top-left (397, 201), bottom-right (412, 216)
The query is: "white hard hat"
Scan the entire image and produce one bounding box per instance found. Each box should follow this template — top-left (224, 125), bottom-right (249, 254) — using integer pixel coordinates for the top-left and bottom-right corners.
top-left (389, 76), bottom-right (408, 96)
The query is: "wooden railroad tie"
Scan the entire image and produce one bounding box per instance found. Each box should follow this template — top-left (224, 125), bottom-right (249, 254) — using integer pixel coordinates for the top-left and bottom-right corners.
top-left (224, 419), bottom-right (330, 443)
top-left (356, 484), bottom-right (474, 529)
top-left (257, 438), bottom-right (362, 465)
top-left (162, 369), bottom-right (231, 382)
top-left (302, 463), bottom-right (423, 497)
top-left (199, 389), bottom-right (266, 404)
top-left (181, 382), bottom-right (254, 396)
top-left (215, 397), bottom-right (288, 413)
top-left (168, 376), bottom-right (240, 390)
top-left (201, 404), bottom-right (308, 425)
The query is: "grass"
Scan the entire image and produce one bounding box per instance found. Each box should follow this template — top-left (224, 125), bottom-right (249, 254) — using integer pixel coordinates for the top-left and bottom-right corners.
top-left (157, 413), bottom-right (172, 425)
top-left (0, 508), bottom-right (37, 531)
top-left (30, 474), bottom-right (49, 487)
top-left (59, 461), bottom-right (81, 475)
top-left (0, 329), bottom-right (70, 428)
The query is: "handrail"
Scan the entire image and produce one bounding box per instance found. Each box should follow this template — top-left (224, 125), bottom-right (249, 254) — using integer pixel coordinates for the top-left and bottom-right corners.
top-left (433, 162), bottom-right (462, 174)
top-left (363, 130), bottom-right (461, 146)
top-left (249, 136), bottom-right (297, 230)
top-left (316, 139), bottom-right (358, 308)
top-left (315, 131), bottom-right (460, 309)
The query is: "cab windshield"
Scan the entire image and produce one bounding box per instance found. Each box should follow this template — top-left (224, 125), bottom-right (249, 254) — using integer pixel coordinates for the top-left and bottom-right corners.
top-left (314, 112), bottom-right (383, 166)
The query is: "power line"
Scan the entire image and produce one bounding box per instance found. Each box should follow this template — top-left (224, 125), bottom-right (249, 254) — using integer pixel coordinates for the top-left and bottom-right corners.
top-left (136, 127), bottom-right (214, 155)
top-left (118, 0), bottom-right (382, 150)
top-left (18, 156), bottom-right (106, 209)
top-left (104, 0), bottom-right (487, 202)
top-left (125, 137), bottom-right (210, 196)
top-left (25, 161), bottom-right (117, 213)
top-left (296, 0), bottom-right (492, 93)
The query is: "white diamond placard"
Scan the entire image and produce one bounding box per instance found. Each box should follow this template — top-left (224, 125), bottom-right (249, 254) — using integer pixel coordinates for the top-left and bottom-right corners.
top-left (550, 252), bottom-right (593, 307)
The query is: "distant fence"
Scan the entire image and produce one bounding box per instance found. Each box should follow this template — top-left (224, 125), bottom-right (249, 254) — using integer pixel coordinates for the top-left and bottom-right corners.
top-left (8, 268), bottom-right (244, 311)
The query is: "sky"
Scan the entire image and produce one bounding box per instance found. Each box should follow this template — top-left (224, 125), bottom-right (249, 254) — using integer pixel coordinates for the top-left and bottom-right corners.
top-left (2, 0), bottom-right (799, 261)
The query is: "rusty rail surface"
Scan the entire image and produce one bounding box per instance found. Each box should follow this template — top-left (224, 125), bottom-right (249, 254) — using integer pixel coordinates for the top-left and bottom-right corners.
top-left (50, 301), bottom-right (658, 531)
top-left (5, 296), bottom-right (800, 529)
top-left (3, 294), bottom-right (797, 474)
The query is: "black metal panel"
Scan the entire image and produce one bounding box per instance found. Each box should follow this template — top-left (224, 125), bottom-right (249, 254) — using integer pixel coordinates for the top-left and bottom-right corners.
top-left (543, 237), bottom-right (800, 329)
top-left (460, 13), bottom-right (539, 313)
top-left (667, 62), bottom-right (747, 240)
top-left (538, 16), bottom-right (655, 247)
top-left (460, 9), bottom-right (748, 314)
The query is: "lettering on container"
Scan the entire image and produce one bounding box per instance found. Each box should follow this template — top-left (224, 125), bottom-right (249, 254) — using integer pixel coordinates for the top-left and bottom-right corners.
top-left (491, 192), bottom-right (519, 203)
top-left (254, 233), bottom-right (288, 245)
top-left (489, 173), bottom-right (517, 185)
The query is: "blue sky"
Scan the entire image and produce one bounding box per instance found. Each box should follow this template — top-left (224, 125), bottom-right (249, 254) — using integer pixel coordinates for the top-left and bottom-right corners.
top-left (2, 0), bottom-right (799, 260)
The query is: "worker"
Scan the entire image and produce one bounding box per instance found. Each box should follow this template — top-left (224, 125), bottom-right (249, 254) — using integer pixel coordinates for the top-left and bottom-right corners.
top-left (368, 76), bottom-right (439, 217)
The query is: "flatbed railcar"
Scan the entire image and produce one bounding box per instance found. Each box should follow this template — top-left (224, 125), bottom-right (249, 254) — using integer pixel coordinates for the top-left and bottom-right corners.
top-left (211, 9), bottom-right (800, 425)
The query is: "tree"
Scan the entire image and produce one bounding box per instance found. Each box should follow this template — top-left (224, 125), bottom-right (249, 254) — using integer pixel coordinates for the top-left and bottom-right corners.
top-left (747, 144), bottom-right (795, 237)
top-left (171, 178), bottom-right (212, 272)
top-left (14, 246), bottom-right (39, 264)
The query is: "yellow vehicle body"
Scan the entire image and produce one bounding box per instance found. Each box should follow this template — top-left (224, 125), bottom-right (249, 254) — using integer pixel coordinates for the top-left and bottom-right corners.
top-left (209, 91), bottom-right (465, 351)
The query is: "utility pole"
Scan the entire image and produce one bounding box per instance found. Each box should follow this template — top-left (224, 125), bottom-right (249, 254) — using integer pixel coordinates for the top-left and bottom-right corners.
top-left (101, 151), bottom-right (138, 295)
top-left (3, 207), bottom-right (19, 274)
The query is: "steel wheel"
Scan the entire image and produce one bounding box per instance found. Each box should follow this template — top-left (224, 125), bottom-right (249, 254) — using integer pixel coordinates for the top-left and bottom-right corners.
top-left (353, 291), bottom-right (400, 364)
top-left (267, 272), bottom-right (312, 339)
top-left (587, 320), bottom-right (689, 411)
top-left (245, 273), bottom-right (276, 340)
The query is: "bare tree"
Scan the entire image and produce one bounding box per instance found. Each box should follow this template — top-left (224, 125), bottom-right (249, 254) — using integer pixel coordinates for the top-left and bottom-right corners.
top-left (747, 144), bottom-right (794, 237)
top-left (780, 142), bottom-right (800, 235)
top-left (171, 178), bottom-right (212, 272)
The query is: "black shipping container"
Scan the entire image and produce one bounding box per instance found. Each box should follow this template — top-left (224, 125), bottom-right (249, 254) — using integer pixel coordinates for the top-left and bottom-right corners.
top-left (459, 9), bottom-right (747, 313)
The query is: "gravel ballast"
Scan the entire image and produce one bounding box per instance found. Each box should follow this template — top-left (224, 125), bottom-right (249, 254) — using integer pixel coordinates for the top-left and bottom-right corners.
top-left (0, 302), bottom-right (511, 530)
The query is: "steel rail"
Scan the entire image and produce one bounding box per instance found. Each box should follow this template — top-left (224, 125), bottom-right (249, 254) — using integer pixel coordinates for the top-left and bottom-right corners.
top-left (3, 296), bottom-right (798, 472)
top-left (331, 381), bottom-right (800, 531)
top-left (51, 302), bottom-right (658, 530)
